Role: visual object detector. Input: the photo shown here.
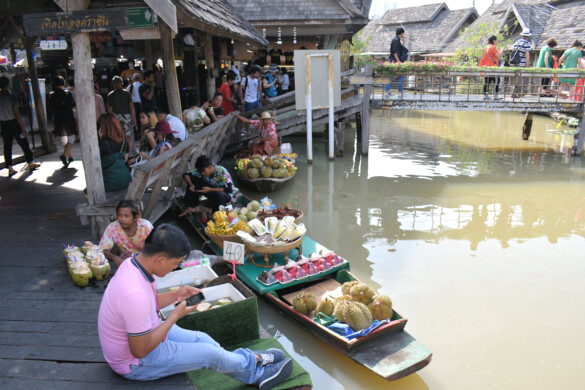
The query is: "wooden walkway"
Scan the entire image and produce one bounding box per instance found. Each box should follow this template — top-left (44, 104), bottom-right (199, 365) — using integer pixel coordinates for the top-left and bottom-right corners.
top-left (0, 157), bottom-right (193, 389)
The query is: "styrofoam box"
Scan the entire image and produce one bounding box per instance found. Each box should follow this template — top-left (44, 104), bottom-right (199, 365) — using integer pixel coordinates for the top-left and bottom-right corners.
top-left (160, 283), bottom-right (246, 319)
top-left (155, 265), bottom-right (218, 292)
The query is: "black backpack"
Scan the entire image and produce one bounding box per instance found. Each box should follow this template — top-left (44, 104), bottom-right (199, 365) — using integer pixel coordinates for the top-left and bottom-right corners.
top-left (509, 48), bottom-right (522, 66)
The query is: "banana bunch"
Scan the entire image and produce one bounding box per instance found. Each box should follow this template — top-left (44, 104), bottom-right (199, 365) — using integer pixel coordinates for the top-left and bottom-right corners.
top-left (206, 210), bottom-right (250, 235)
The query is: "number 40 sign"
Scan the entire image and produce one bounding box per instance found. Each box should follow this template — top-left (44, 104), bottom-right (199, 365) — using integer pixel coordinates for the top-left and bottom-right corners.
top-left (223, 241), bottom-right (245, 265)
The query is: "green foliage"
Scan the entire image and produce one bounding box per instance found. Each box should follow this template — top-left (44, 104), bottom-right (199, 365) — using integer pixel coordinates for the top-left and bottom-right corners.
top-left (453, 22), bottom-right (512, 66)
top-left (351, 29), bottom-right (377, 68)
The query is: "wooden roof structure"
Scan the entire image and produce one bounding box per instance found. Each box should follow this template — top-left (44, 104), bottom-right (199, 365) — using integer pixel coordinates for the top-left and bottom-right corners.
top-left (173, 0), bottom-right (268, 46)
top-left (361, 3), bottom-right (478, 56)
top-left (445, 0), bottom-right (585, 53)
top-left (228, 0), bottom-right (372, 39)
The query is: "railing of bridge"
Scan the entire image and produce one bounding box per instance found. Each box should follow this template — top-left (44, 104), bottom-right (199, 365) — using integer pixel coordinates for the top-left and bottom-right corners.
top-left (351, 66), bottom-right (585, 113)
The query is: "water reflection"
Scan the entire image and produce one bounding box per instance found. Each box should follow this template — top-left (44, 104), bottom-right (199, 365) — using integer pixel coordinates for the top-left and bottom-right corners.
top-left (257, 110), bottom-right (585, 389)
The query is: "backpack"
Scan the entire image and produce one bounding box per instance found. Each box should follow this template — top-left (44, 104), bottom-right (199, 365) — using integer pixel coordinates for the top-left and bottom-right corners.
top-left (509, 49), bottom-right (522, 66)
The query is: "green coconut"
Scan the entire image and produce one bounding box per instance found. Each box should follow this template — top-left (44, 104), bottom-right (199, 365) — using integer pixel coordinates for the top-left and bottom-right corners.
top-left (90, 262), bottom-right (111, 281)
top-left (71, 263), bottom-right (93, 287)
top-left (246, 211), bottom-right (257, 221)
top-left (248, 200), bottom-right (261, 211)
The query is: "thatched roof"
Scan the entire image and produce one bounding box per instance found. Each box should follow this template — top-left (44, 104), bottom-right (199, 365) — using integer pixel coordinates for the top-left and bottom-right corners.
top-left (174, 0), bottom-right (268, 46)
top-left (228, 0), bottom-right (370, 22)
top-left (446, 0), bottom-right (585, 53)
top-left (361, 3), bottom-right (478, 56)
top-left (536, 3), bottom-right (585, 49)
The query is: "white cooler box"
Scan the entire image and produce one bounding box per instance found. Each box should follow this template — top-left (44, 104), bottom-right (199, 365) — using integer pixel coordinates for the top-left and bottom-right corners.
top-left (155, 265), bottom-right (218, 293)
top-left (160, 283), bottom-right (246, 319)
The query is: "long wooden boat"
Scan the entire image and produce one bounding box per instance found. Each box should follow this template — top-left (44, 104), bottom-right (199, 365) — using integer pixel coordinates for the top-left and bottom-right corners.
top-left (237, 171), bottom-right (296, 193)
top-left (173, 197), bottom-right (432, 381)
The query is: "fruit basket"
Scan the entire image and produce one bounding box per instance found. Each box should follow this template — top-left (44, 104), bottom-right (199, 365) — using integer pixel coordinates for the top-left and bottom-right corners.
top-left (236, 155), bottom-right (297, 193)
top-left (244, 236), bottom-right (304, 267)
top-left (257, 207), bottom-right (303, 225)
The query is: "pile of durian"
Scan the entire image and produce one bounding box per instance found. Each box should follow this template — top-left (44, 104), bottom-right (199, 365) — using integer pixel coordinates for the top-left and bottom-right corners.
top-left (63, 241), bottom-right (111, 287)
top-left (291, 281), bottom-right (393, 332)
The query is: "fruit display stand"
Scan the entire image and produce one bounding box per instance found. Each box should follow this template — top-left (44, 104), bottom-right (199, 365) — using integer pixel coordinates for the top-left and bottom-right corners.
top-left (238, 171), bottom-right (296, 193)
top-left (244, 236), bottom-right (304, 268)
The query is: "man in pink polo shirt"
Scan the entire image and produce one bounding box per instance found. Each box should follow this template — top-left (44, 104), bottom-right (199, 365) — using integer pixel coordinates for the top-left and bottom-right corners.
top-left (98, 224), bottom-right (292, 389)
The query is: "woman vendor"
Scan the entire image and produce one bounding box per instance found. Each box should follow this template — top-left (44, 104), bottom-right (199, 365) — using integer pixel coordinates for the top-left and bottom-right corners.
top-left (179, 155), bottom-right (238, 217)
top-left (99, 200), bottom-right (153, 267)
top-left (231, 111), bottom-right (278, 155)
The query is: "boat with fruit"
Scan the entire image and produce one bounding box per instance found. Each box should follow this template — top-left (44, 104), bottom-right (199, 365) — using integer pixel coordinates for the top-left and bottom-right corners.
top-left (235, 154), bottom-right (297, 193)
top-left (173, 196), bottom-right (432, 381)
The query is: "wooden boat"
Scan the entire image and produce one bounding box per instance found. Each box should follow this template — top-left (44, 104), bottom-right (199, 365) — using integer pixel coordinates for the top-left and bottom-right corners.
top-left (237, 171), bottom-right (296, 193)
top-left (173, 197), bottom-right (432, 381)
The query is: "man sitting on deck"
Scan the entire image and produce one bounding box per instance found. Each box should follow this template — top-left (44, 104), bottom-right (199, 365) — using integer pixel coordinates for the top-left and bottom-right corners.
top-left (98, 224), bottom-right (292, 388)
top-left (179, 155), bottom-right (238, 217)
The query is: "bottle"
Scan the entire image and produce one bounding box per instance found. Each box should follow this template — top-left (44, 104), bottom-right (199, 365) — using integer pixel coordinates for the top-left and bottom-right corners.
top-left (20, 129), bottom-right (30, 139)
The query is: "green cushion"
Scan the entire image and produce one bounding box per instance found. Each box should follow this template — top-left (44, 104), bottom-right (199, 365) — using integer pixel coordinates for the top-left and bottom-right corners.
top-left (187, 338), bottom-right (312, 390)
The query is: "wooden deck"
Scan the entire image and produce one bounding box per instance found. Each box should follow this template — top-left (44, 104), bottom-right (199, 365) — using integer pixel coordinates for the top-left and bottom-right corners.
top-left (0, 160), bottom-right (193, 389)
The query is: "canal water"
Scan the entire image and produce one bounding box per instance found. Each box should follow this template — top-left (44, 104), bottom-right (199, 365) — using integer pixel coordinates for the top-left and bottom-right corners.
top-left (170, 110), bottom-right (585, 389)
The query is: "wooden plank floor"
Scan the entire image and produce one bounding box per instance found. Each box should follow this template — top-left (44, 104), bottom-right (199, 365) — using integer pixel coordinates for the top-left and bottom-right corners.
top-left (0, 155), bottom-right (193, 389)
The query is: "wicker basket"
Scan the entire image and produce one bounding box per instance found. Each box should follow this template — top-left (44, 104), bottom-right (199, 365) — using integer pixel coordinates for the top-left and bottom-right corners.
top-left (257, 208), bottom-right (303, 225)
top-left (205, 228), bottom-right (250, 249)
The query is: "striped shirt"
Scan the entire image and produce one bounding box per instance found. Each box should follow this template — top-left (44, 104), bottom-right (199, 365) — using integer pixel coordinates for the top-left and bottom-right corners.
top-left (512, 38), bottom-right (532, 67)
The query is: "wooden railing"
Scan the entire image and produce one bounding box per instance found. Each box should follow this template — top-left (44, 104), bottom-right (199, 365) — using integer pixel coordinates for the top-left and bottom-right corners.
top-left (77, 114), bottom-right (239, 238)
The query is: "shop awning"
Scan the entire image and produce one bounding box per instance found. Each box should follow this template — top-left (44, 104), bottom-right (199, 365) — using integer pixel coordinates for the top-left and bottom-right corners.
top-left (173, 0), bottom-right (268, 47)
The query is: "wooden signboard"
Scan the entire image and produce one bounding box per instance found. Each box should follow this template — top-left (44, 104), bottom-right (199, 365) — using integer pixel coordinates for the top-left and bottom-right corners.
top-left (23, 8), bottom-right (129, 36)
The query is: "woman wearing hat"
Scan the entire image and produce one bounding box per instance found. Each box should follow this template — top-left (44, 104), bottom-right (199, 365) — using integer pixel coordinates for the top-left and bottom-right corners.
top-left (139, 120), bottom-right (177, 160)
top-left (263, 64), bottom-right (279, 98)
top-left (231, 111), bottom-right (278, 155)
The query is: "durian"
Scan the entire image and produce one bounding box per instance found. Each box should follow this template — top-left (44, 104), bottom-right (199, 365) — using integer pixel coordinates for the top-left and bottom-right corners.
top-left (316, 297), bottom-right (335, 316)
top-left (343, 301), bottom-right (373, 331)
top-left (349, 283), bottom-right (375, 304)
top-left (248, 167), bottom-right (260, 179)
top-left (292, 292), bottom-right (317, 315)
top-left (261, 166), bottom-right (273, 178)
top-left (368, 295), bottom-right (393, 321)
top-left (341, 281), bottom-right (360, 296)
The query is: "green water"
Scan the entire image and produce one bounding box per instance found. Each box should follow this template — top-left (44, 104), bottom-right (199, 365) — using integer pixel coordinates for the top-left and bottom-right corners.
top-left (166, 110), bottom-right (585, 389)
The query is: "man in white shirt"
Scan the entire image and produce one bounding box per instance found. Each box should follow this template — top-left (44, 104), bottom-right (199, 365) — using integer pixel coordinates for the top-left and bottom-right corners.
top-left (127, 73), bottom-right (142, 136)
top-left (157, 109), bottom-right (187, 142)
top-left (239, 65), bottom-right (263, 112)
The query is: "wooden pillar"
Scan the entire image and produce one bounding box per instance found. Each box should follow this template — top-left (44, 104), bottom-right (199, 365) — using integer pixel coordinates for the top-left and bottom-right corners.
top-left (361, 64), bottom-right (372, 155)
top-left (572, 113), bottom-right (585, 156)
top-left (144, 40), bottom-right (153, 71)
top-left (58, 0), bottom-right (106, 237)
top-left (336, 120), bottom-right (345, 157)
top-left (159, 19), bottom-right (181, 118)
top-left (204, 32), bottom-right (216, 100)
top-left (522, 112), bottom-right (533, 140)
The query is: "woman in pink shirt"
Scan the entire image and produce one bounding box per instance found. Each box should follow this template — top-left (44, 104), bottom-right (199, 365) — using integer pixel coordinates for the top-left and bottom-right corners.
top-left (231, 111), bottom-right (278, 155)
top-left (99, 200), bottom-right (153, 267)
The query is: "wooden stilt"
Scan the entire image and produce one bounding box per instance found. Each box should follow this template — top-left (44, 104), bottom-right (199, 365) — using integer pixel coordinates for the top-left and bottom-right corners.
top-left (361, 65), bottom-right (372, 155)
top-left (572, 114), bottom-right (585, 156)
top-left (160, 19), bottom-right (181, 118)
top-left (336, 120), bottom-right (345, 157)
top-left (522, 112), bottom-right (533, 140)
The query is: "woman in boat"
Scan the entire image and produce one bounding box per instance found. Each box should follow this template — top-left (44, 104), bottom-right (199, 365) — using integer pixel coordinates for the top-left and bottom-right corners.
top-left (179, 155), bottom-right (238, 217)
top-left (231, 111), bottom-right (278, 155)
top-left (99, 199), bottom-right (153, 267)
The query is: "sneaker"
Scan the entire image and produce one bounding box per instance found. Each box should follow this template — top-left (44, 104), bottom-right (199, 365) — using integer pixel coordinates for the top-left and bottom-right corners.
top-left (255, 348), bottom-right (286, 366)
top-left (255, 358), bottom-right (293, 390)
top-left (60, 155), bottom-right (67, 166)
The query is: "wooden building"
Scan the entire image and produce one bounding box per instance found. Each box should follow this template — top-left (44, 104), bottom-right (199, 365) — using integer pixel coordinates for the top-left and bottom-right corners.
top-left (228, 0), bottom-right (372, 62)
top-left (360, 2), bottom-right (478, 60)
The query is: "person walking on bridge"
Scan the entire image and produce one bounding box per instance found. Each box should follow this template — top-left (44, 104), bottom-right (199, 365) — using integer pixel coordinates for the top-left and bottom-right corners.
top-left (479, 35), bottom-right (504, 100)
top-left (510, 29), bottom-right (532, 98)
top-left (384, 27), bottom-right (408, 98)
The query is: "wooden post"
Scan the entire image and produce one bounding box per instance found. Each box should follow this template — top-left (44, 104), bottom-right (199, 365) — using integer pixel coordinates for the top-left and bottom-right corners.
top-left (522, 112), bottom-right (533, 140)
top-left (336, 120), bottom-right (345, 157)
top-left (572, 113), bottom-right (585, 156)
top-left (58, 0), bottom-right (106, 238)
top-left (159, 19), bottom-right (181, 118)
top-left (361, 64), bottom-right (372, 155)
top-left (204, 32), bottom-right (216, 101)
top-left (144, 40), bottom-right (153, 71)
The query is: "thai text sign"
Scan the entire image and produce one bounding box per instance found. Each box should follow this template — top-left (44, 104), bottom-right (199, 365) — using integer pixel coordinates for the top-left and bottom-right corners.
top-left (23, 8), bottom-right (129, 36)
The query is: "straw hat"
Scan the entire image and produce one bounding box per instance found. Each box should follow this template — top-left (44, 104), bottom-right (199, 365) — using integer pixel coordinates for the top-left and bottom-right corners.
top-left (260, 111), bottom-right (274, 119)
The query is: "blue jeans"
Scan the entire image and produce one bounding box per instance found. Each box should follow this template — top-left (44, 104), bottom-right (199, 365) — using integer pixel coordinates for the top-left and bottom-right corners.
top-left (244, 100), bottom-right (261, 112)
top-left (122, 324), bottom-right (263, 383)
top-left (385, 76), bottom-right (404, 92)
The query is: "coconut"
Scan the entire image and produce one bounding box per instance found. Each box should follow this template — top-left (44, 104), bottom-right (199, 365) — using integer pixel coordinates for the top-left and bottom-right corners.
top-left (71, 263), bottom-right (93, 287)
top-left (217, 298), bottom-right (233, 306)
top-left (195, 302), bottom-right (212, 312)
top-left (80, 241), bottom-right (100, 255)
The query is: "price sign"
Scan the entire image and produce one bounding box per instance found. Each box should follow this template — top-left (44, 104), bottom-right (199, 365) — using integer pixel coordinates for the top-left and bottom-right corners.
top-left (223, 241), bottom-right (245, 265)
